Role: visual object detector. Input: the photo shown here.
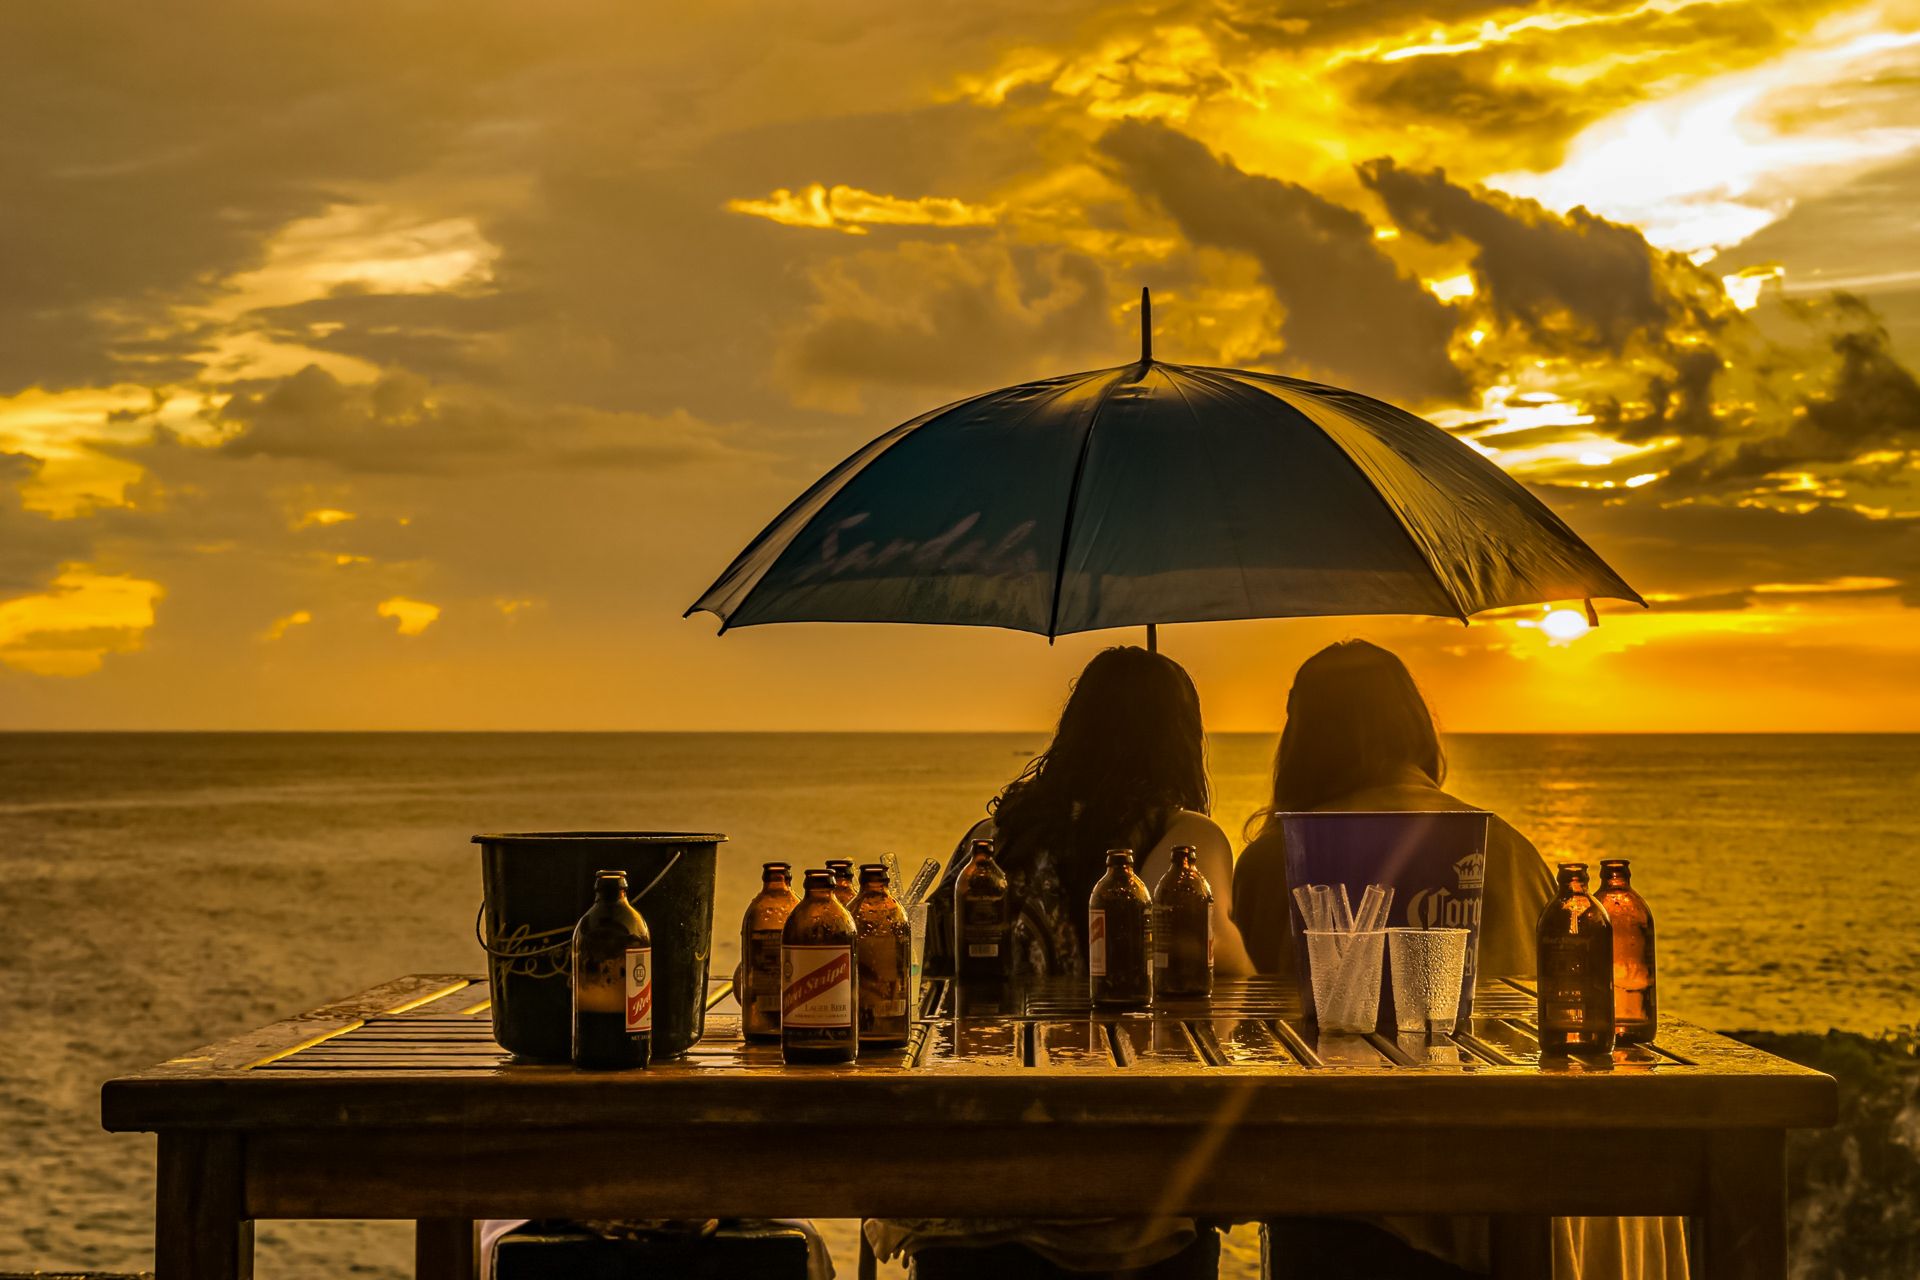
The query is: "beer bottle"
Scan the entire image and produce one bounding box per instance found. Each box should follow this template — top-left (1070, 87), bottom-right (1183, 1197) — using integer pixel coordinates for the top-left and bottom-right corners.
top-left (1090, 849), bottom-right (1152, 1009)
top-left (1152, 844), bottom-right (1213, 999)
top-left (740, 861), bottom-right (799, 1042)
top-left (571, 869), bottom-right (652, 1069)
top-left (1594, 858), bottom-right (1657, 1044)
top-left (953, 839), bottom-right (1011, 990)
top-left (1535, 862), bottom-right (1614, 1056)
top-left (854, 863), bottom-right (912, 1048)
top-left (782, 868), bottom-right (857, 1064)
top-left (824, 858), bottom-right (857, 906)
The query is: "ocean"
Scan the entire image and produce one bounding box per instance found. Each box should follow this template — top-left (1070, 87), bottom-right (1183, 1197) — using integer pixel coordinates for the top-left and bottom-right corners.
top-left (2, 732), bottom-right (1916, 1276)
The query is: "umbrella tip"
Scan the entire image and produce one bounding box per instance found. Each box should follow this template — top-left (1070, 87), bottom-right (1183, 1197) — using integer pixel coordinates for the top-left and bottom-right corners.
top-left (1140, 286), bottom-right (1152, 364)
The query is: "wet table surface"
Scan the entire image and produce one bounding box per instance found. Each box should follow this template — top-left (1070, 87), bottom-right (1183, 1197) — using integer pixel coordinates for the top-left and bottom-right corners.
top-left (103, 975), bottom-right (1835, 1280)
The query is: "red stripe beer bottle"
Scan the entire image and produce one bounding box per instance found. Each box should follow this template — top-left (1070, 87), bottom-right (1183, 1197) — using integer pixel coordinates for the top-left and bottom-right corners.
top-left (1090, 849), bottom-right (1152, 1009)
top-left (1152, 844), bottom-right (1213, 999)
top-left (1535, 862), bottom-right (1614, 1056)
top-left (953, 839), bottom-right (1011, 994)
top-left (571, 869), bottom-right (652, 1070)
top-left (824, 858), bottom-right (857, 907)
top-left (854, 863), bottom-right (912, 1049)
top-left (740, 861), bottom-right (798, 1042)
top-left (1594, 858), bottom-right (1657, 1045)
top-left (782, 868), bottom-right (858, 1064)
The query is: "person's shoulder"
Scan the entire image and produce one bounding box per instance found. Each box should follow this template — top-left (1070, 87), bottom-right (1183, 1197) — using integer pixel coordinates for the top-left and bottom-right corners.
top-left (1163, 808), bottom-right (1229, 849)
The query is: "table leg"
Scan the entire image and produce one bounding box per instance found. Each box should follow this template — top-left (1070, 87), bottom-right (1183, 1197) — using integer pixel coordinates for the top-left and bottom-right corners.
top-left (155, 1132), bottom-right (252, 1280)
top-left (1706, 1129), bottom-right (1787, 1280)
top-left (415, 1217), bottom-right (477, 1280)
top-left (859, 1224), bottom-right (878, 1280)
top-left (1490, 1214), bottom-right (1552, 1279)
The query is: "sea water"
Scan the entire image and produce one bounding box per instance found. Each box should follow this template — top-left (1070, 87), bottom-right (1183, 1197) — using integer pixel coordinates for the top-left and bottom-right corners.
top-left (2, 732), bottom-right (1916, 1275)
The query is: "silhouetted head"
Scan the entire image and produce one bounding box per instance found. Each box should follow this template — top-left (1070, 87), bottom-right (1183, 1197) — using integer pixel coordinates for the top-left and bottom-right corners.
top-left (1251, 640), bottom-right (1445, 833)
top-left (993, 646), bottom-right (1208, 909)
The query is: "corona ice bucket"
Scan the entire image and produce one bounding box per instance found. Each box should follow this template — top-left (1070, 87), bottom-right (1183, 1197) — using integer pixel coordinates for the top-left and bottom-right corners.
top-left (1279, 811), bottom-right (1489, 1030)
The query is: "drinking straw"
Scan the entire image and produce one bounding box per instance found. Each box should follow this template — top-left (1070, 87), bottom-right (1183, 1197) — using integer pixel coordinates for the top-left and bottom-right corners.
top-left (1355, 885), bottom-right (1381, 935)
top-left (1293, 885), bottom-right (1319, 930)
top-left (1372, 885), bottom-right (1395, 931)
top-left (1311, 884), bottom-right (1335, 934)
top-left (1332, 884), bottom-right (1355, 934)
top-left (903, 858), bottom-right (942, 906)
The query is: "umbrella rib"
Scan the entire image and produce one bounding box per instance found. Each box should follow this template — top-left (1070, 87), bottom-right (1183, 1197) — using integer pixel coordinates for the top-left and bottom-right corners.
top-left (1045, 368), bottom-right (1128, 640)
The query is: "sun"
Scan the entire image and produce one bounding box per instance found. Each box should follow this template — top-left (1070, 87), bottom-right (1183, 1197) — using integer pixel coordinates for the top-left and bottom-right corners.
top-left (1540, 609), bottom-right (1592, 643)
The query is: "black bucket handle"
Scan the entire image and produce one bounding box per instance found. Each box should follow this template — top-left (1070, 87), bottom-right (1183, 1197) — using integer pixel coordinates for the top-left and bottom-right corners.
top-left (475, 850), bottom-right (684, 971)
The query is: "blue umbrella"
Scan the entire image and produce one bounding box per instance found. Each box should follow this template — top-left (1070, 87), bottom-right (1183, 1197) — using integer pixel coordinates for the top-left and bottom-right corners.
top-left (688, 290), bottom-right (1641, 646)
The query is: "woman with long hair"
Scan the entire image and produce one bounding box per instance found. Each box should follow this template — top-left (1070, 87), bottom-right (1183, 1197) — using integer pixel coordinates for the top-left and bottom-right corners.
top-left (1234, 640), bottom-right (1687, 1280)
top-left (946, 644), bottom-right (1252, 981)
top-left (1234, 638), bottom-right (1550, 981)
top-left (873, 645), bottom-right (1250, 1280)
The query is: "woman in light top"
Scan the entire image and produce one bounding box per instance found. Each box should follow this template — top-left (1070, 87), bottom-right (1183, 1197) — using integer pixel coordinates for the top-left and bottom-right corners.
top-left (1233, 640), bottom-right (1687, 1280)
top-left (1233, 638), bottom-right (1552, 984)
top-left (872, 645), bottom-right (1252, 1280)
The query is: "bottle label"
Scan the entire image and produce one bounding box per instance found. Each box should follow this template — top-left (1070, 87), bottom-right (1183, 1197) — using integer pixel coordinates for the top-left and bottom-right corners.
top-left (624, 947), bottom-right (652, 1033)
top-left (1538, 936), bottom-right (1599, 1029)
top-left (1089, 909), bottom-right (1107, 976)
top-left (963, 897), bottom-right (1004, 957)
top-left (783, 945), bottom-right (853, 1027)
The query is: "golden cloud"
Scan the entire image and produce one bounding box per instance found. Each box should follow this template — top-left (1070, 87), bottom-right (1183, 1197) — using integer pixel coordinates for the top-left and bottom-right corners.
top-left (377, 596), bottom-right (440, 636)
top-left (0, 567), bottom-right (163, 676)
top-left (726, 183), bottom-right (1000, 235)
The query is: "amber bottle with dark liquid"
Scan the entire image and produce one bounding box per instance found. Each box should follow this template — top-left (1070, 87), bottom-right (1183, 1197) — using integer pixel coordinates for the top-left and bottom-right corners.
top-left (740, 861), bottom-right (798, 1042)
top-left (953, 839), bottom-right (1011, 992)
top-left (824, 859), bottom-right (857, 907)
top-left (782, 869), bottom-right (857, 1064)
top-left (1594, 858), bottom-right (1657, 1044)
top-left (571, 869), bottom-right (652, 1070)
top-left (854, 863), bottom-right (912, 1048)
top-left (1535, 862), bottom-right (1614, 1056)
top-left (1090, 849), bottom-right (1153, 1009)
top-left (1152, 844), bottom-right (1213, 999)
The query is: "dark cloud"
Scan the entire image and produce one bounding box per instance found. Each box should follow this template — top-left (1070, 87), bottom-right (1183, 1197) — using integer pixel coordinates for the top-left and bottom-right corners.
top-left (209, 366), bottom-right (747, 475)
top-left (1098, 121), bottom-right (1465, 404)
top-left (780, 242), bottom-right (1119, 403)
top-left (1667, 302), bottom-right (1920, 485)
top-left (1357, 158), bottom-right (1684, 353)
top-left (0, 454), bottom-right (95, 593)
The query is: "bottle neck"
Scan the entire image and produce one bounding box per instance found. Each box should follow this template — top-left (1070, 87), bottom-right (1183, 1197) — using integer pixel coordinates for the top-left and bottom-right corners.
top-left (1600, 865), bottom-right (1630, 889)
top-left (594, 875), bottom-right (627, 903)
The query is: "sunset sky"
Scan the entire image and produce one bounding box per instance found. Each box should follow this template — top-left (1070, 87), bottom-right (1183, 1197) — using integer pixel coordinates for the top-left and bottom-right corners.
top-left (4, 0), bottom-right (1920, 731)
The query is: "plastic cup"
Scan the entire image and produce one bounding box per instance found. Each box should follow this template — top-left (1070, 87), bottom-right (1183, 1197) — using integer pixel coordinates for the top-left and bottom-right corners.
top-left (1387, 927), bottom-right (1470, 1034)
top-left (1305, 929), bottom-right (1384, 1033)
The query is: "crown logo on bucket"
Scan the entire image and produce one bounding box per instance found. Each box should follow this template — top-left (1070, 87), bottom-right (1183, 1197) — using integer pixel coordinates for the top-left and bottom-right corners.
top-left (1452, 849), bottom-right (1486, 891)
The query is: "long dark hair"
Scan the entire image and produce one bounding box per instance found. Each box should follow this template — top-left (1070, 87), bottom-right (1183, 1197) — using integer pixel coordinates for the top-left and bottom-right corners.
top-left (1248, 640), bottom-right (1445, 837)
top-left (992, 646), bottom-right (1209, 911)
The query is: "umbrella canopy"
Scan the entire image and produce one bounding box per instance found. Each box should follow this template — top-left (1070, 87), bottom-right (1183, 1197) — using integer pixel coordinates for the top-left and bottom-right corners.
top-left (689, 297), bottom-right (1641, 639)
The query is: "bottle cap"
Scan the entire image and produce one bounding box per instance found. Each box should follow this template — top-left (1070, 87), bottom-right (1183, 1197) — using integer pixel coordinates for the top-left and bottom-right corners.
top-left (1105, 848), bottom-right (1134, 865)
top-left (970, 840), bottom-right (994, 855)
top-left (802, 868), bottom-right (835, 888)
top-left (595, 869), bottom-right (628, 884)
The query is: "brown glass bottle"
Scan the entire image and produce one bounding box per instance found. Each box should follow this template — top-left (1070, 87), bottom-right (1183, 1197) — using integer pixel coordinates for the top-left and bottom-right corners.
top-left (824, 859), bottom-right (857, 907)
top-left (571, 870), bottom-right (652, 1069)
top-left (854, 864), bottom-right (912, 1048)
top-left (1595, 859), bottom-right (1657, 1044)
top-left (1090, 849), bottom-right (1152, 1009)
top-left (782, 868), bottom-right (857, 1064)
top-left (740, 861), bottom-right (798, 1042)
top-left (953, 839), bottom-right (1011, 990)
top-left (1535, 862), bottom-right (1614, 1056)
top-left (1152, 844), bottom-right (1213, 999)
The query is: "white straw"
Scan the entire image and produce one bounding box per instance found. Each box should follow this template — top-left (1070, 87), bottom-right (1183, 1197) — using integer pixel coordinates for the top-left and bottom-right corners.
top-left (1373, 885), bottom-right (1395, 931)
top-left (1332, 884), bottom-right (1354, 934)
top-left (1293, 885), bottom-right (1318, 930)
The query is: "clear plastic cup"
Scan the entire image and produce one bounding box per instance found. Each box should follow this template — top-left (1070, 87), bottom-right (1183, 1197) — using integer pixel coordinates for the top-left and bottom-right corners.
top-left (1305, 929), bottom-right (1385, 1033)
top-left (1387, 927), bottom-right (1470, 1034)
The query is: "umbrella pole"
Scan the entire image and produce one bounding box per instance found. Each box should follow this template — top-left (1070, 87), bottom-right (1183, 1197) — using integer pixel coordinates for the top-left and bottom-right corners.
top-left (1146, 623), bottom-right (1158, 653)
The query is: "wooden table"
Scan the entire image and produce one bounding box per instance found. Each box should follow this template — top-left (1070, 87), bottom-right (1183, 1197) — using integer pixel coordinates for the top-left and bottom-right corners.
top-left (101, 974), bottom-right (1834, 1280)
